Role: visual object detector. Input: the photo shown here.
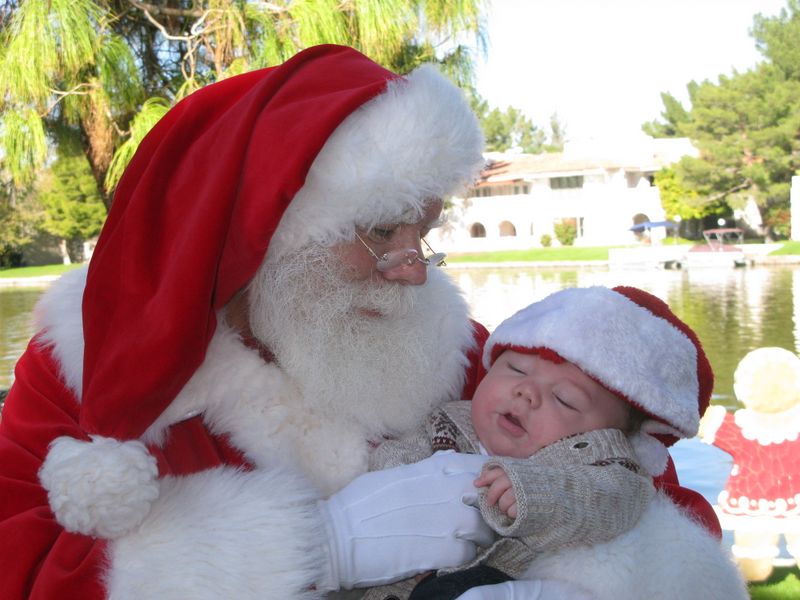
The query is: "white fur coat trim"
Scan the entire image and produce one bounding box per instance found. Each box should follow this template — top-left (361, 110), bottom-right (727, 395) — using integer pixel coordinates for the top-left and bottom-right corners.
top-left (523, 492), bottom-right (748, 600)
top-left (485, 286), bottom-right (700, 437)
top-left (268, 64), bottom-right (485, 258)
top-left (105, 466), bottom-right (327, 599)
top-left (34, 266), bottom-right (89, 398)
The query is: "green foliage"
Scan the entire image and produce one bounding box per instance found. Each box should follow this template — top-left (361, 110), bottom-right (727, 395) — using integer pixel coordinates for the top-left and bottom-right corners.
top-left (546, 112), bottom-right (566, 152)
top-left (105, 97), bottom-right (171, 192)
top-left (469, 90), bottom-right (563, 153)
top-left (540, 233), bottom-right (552, 247)
top-left (1, 0), bottom-right (487, 224)
top-left (642, 91), bottom-right (692, 138)
top-left (655, 167), bottom-right (724, 220)
top-left (0, 0), bottom-right (113, 184)
top-left (748, 566), bottom-right (800, 599)
top-left (0, 188), bottom-right (42, 267)
top-left (37, 139), bottom-right (106, 261)
top-left (0, 108), bottom-right (47, 187)
top-left (753, 0), bottom-right (800, 79)
top-left (645, 3), bottom-right (800, 237)
top-left (553, 220), bottom-right (577, 246)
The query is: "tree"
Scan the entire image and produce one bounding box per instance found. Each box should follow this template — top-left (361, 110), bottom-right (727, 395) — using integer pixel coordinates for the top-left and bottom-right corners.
top-left (642, 90), bottom-right (693, 138)
top-left (469, 91), bottom-right (565, 154)
top-left (0, 185), bottom-right (41, 267)
top-left (37, 134), bottom-right (107, 263)
top-left (546, 112), bottom-right (566, 152)
top-left (0, 0), bottom-right (487, 214)
top-left (644, 3), bottom-right (800, 238)
top-left (654, 167), bottom-right (723, 222)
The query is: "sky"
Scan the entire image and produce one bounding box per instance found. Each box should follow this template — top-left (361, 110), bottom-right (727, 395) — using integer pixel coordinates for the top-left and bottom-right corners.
top-left (473, 0), bottom-right (790, 142)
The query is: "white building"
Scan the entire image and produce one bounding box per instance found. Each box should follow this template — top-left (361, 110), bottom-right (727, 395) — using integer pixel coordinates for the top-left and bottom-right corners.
top-left (430, 134), bottom-right (698, 252)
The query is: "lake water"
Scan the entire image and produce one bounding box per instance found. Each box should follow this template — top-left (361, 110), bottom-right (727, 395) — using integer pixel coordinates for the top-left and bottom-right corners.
top-left (2, 265), bottom-right (799, 558)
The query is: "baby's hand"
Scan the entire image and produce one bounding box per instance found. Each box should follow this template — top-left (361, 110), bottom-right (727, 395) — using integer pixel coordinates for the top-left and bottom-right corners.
top-left (474, 466), bottom-right (518, 519)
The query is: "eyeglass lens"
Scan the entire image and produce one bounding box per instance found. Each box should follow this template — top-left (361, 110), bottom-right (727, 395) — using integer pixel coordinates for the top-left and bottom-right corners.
top-left (356, 232), bottom-right (447, 272)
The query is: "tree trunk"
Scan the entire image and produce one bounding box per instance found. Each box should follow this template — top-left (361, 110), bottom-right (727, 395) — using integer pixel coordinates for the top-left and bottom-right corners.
top-left (58, 239), bottom-right (71, 265)
top-left (79, 122), bottom-right (114, 212)
top-left (67, 238), bottom-right (85, 263)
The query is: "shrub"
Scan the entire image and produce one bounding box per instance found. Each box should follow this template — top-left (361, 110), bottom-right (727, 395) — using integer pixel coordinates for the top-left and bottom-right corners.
top-left (554, 220), bottom-right (577, 246)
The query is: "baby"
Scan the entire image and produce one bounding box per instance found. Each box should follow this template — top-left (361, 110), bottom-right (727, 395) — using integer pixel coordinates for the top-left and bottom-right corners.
top-left (362, 286), bottom-right (748, 600)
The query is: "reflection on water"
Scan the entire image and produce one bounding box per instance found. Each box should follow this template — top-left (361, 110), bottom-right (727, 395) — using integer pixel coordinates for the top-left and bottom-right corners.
top-left (450, 264), bottom-right (800, 407)
top-left (2, 266), bottom-right (800, 406)
top-left (1, 286), bottom-right (47, 390)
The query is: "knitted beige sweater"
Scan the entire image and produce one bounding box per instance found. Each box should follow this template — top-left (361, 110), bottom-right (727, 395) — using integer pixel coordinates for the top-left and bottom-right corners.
top-left (357, 401), bottom-right (654, 600)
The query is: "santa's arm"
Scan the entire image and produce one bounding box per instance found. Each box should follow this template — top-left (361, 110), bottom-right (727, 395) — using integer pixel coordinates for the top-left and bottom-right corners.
top-left (106, 466), bottom-right (327, 599)
top-left (0, 341), bottom-right (329, 599)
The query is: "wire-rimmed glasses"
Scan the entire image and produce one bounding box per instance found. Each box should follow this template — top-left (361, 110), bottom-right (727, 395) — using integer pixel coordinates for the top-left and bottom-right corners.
top-left (355, 232), bottom-right (447, 272)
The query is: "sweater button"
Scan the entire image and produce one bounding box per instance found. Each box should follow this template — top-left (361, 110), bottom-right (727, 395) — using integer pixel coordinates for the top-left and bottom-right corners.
top-left (573, 441), bottom-right (589, 449)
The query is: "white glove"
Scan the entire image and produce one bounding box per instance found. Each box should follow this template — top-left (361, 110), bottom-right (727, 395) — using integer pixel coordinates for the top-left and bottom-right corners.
top-left (454, 580), bottom-right (597, 600)
top-left (317, 451), bottom-right (494, 590)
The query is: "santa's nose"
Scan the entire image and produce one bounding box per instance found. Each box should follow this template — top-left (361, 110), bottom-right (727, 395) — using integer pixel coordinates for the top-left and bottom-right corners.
top-left (379, 228), bottom-right (428, 286)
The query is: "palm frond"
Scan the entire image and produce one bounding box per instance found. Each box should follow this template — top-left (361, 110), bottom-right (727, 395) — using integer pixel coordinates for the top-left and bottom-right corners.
top-left (104, 97), bottom-right (170, 193)
top-left (0, 108), bottom-right (48, 186)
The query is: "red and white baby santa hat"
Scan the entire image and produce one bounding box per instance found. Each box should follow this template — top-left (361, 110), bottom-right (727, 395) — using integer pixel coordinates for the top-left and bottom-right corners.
top-left (36, 44), bottom-right (484, 540)
top-left (483, 285), bottom-right (714, 476)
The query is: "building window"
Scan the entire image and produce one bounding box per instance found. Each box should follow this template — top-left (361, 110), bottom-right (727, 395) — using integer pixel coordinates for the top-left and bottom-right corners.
top-left (470, 223), bottom-right (486, 238)
top-left (549, 175), bottom-right (584, 190)
top-left (468, 182), bottom-right (530, 197)
top-left (499, 221), bottom-right (516, 237)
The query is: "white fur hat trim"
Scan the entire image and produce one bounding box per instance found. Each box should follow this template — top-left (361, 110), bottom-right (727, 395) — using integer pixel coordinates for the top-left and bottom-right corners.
top-left (630, 421), bottom-right (683, 476)
top-left (484, 287), bottom-right (701, 439)
top-left (268, 64), bottom-right (485, 257)
top-left (39, 435), bottom-right (159, 539)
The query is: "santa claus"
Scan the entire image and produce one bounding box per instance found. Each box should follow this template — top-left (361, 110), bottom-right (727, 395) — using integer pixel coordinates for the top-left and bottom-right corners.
top-left (0, 45), bottom-right (719, 599)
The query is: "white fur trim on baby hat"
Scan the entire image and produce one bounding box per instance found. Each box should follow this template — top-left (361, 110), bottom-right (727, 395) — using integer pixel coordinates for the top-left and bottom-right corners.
top-left (39, 435), bottom-right (159, 539)
top-left (268, 64), bottom-right (485, 257)
top-left (630, 421), bottom-right (682, 476)
top-left (484, 286), bottom-right (701, 439)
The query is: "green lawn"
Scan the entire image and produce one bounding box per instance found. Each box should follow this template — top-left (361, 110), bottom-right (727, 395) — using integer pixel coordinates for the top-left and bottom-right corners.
top-left (749, 567), bottom-right (800, 599)
top-left (447, 246), bottom-right (614, 263)
top-left (770, 241), bottom-right (800, 255)
top-left (0, 264), bottom-right (83, 278)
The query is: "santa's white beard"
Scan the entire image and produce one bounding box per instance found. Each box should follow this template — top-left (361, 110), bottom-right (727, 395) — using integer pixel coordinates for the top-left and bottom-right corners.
top-left (248, 245), bottom-right (470, 440)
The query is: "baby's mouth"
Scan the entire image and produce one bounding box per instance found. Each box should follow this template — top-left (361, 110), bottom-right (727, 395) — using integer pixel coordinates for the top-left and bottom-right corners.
top-left (498, 412), bottom-right (526, 436)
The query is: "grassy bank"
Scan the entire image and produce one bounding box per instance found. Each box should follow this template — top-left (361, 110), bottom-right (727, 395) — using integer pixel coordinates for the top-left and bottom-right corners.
top-left (770, 241), bottom-right (800, 255)
top-left (446, 239), bottom-right (800, 264)
top-left (0, 264), bottom-right (83, 278)
top-left (749, 566), bottom-right (800, 599)
top-left (447, 246), bottom-right (612, 263)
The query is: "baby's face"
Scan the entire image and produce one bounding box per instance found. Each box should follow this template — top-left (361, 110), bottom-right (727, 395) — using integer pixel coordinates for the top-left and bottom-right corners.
top-left (471, 350), bottom-right (631, 458)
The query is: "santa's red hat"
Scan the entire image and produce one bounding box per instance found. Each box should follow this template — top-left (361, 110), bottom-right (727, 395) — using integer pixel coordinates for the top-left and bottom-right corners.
top-left (38, 45), bottom-right (484, 539)
top-left (483, 285), bottom-right (714, 476)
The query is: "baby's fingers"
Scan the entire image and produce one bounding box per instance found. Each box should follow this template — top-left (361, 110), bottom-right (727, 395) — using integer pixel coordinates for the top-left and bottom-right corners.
top-left (497, 489), bottom-right (517, 519)
top-left (484, 478), bottom-right (512, 507)
top-left (474, 466), bottom-right (505, 488)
